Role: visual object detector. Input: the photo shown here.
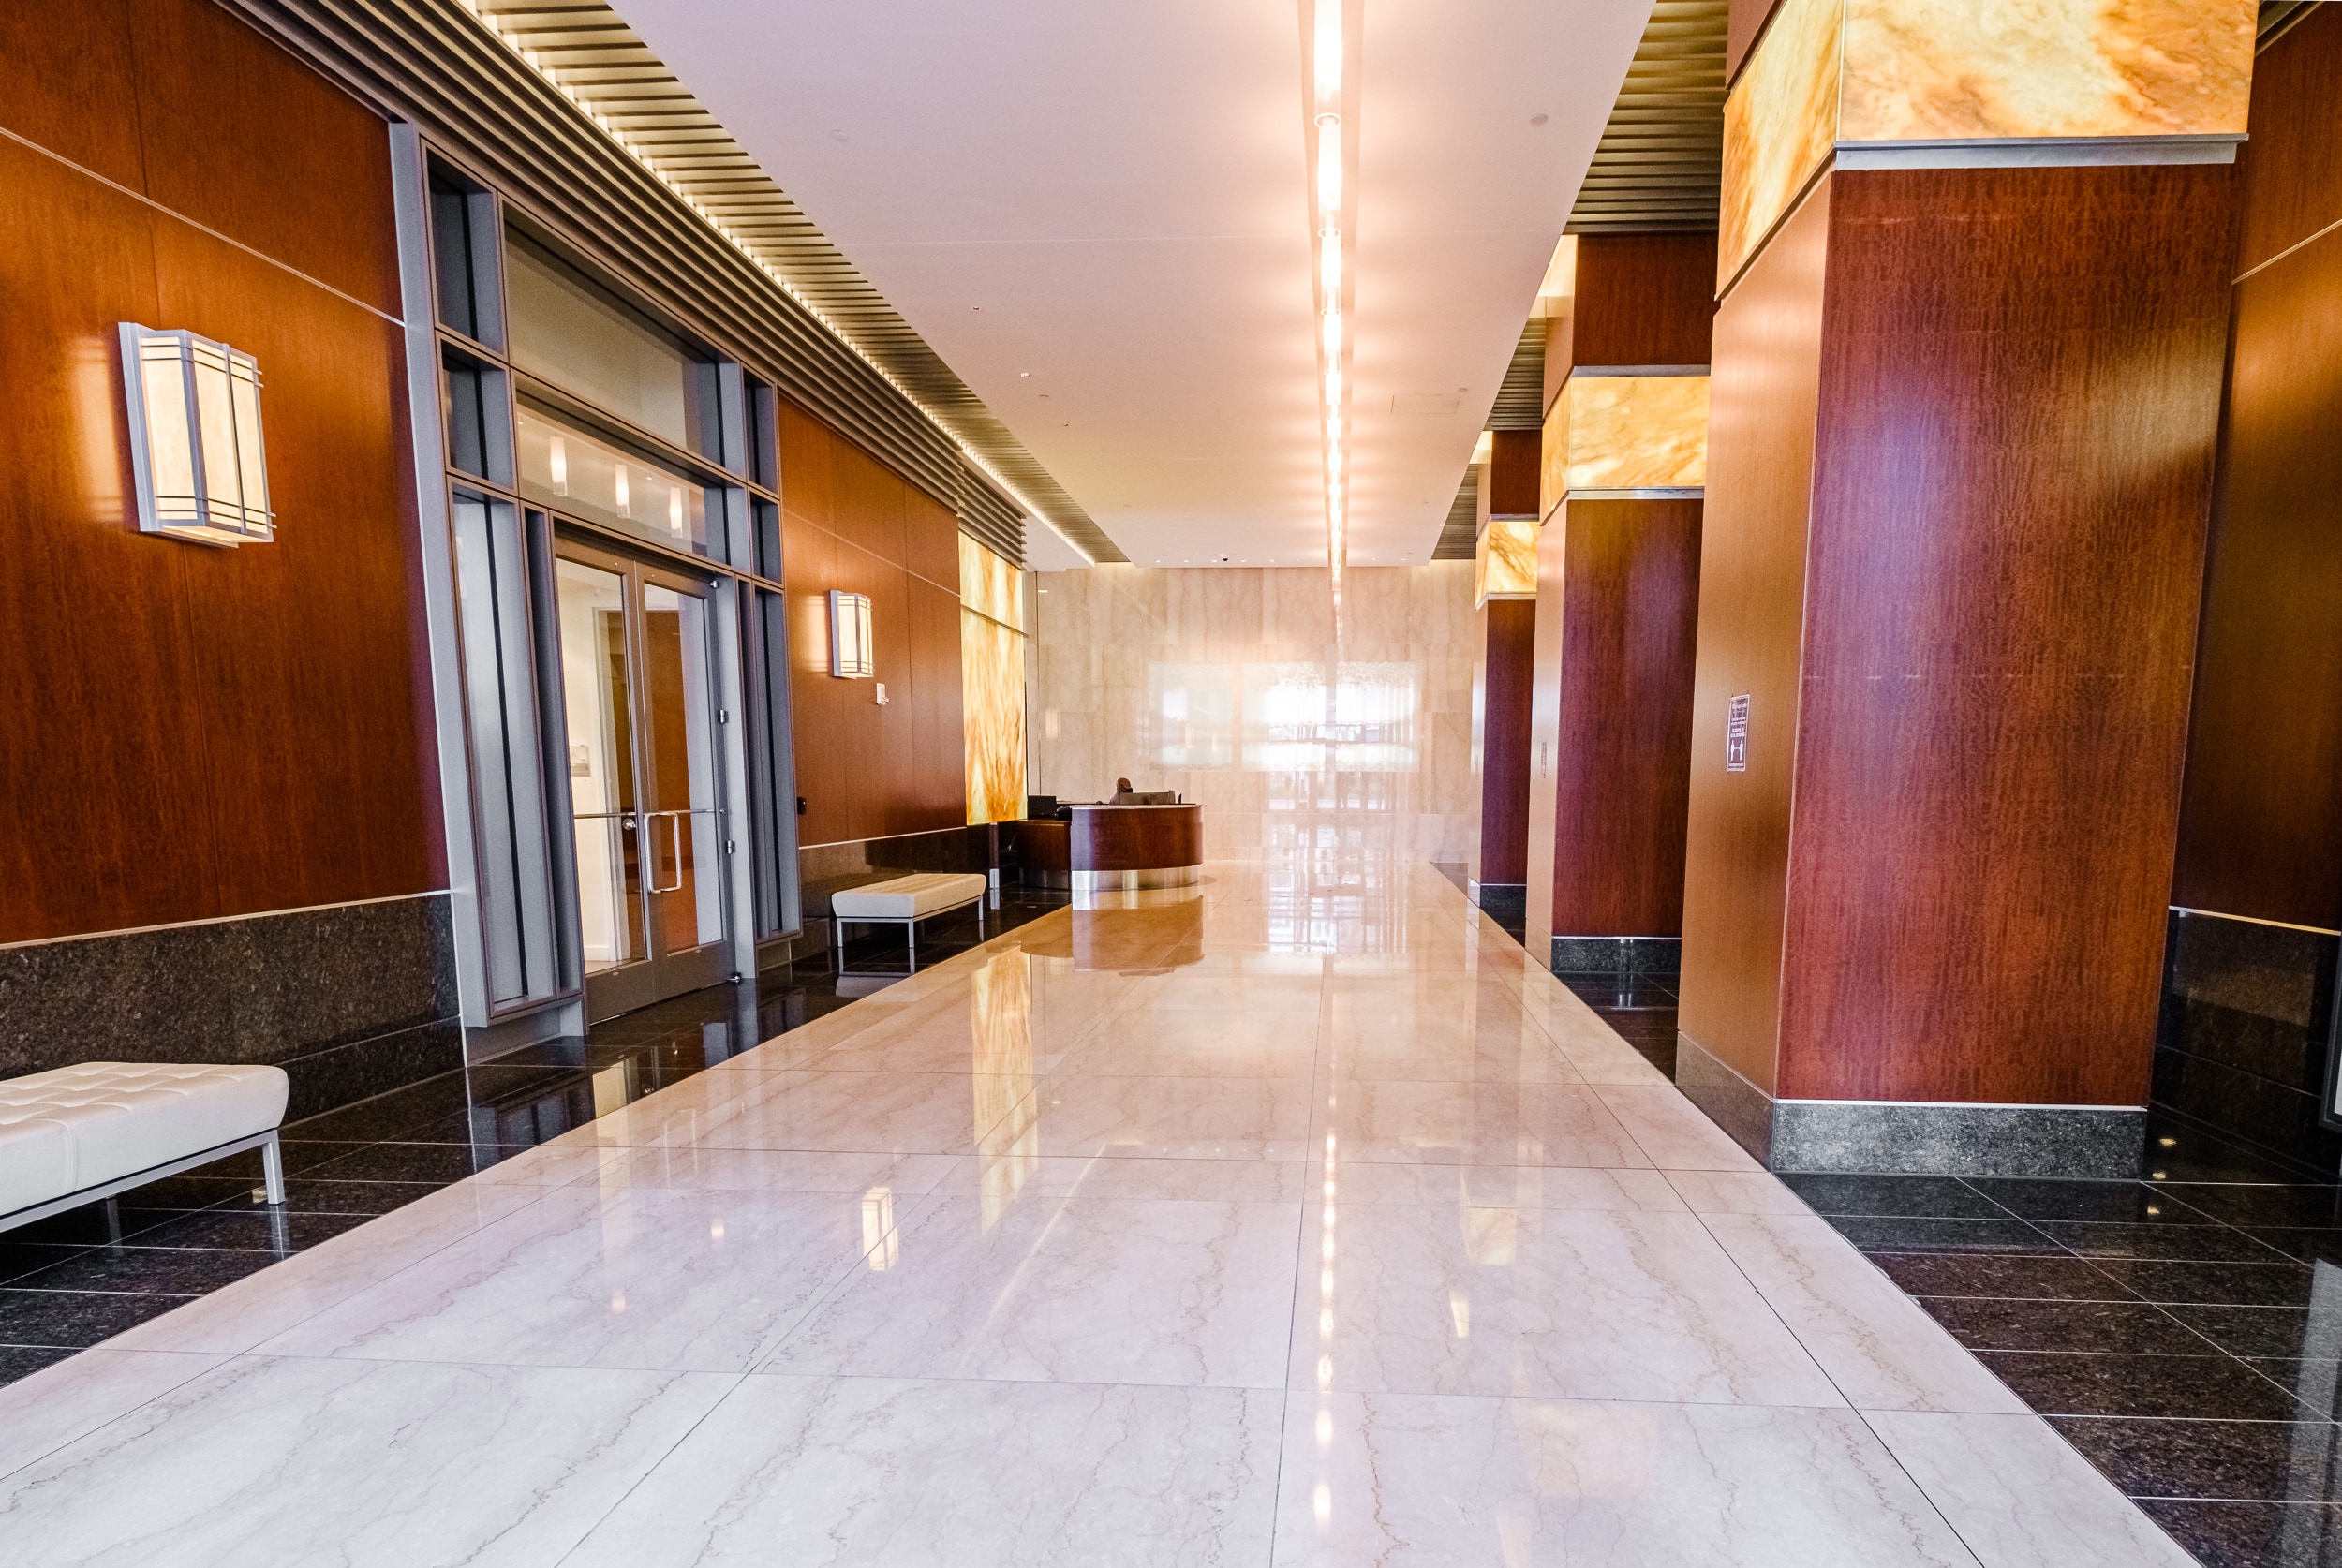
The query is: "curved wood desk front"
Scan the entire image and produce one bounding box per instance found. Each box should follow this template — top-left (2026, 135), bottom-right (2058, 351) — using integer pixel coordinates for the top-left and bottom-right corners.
top-left (1022, 804), bottom-right (1203, 891)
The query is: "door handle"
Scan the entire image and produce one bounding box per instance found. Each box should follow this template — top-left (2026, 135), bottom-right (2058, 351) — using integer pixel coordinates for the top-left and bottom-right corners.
top-left (647, 810), bottom-right (687, 895)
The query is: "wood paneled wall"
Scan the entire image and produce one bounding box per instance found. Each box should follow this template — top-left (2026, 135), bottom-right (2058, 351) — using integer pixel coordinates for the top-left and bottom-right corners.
top-left (779, 403), bottom-right (968, 848)
top-left (2174, 5), bottom-right (2342, 931)
top-left (1571, 236), bottom-right (1720, 374)
top-left (0, 0), bottom-right (434, 946)
top-left (1544, 500), bottom-right (1704, 937)
top-left (1487, 431), bottom-right (1542, 518)
top-left (1682, 161), bottom-right (2236, 1107)
top-left (1470, 599), bottom-right (1536, 886)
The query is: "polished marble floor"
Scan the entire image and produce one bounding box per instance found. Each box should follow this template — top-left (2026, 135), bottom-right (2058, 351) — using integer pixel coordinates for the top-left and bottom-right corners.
top-left (0, 886), bottom-right (1071, 1388)
top-left (0, 860), bottom-right (2196, 1565)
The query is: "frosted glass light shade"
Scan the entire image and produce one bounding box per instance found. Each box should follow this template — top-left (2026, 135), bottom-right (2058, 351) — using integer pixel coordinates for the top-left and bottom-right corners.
top-left (828, 589), bottom-right (875, 678)
top-left (119, 324), bottom-right (274, 547)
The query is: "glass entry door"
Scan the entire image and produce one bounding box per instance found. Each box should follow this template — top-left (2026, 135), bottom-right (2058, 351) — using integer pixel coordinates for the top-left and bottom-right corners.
top-left (555, 538), bottom-right (729, 1020)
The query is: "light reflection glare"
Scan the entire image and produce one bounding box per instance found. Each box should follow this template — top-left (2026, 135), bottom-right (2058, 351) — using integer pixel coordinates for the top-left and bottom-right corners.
top-left (862, 1186), bottom-right (899, 1271)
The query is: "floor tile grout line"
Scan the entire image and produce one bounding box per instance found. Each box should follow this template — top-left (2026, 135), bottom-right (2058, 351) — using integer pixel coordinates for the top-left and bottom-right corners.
top-left (1265, 951), bottom-right (1336, 1567)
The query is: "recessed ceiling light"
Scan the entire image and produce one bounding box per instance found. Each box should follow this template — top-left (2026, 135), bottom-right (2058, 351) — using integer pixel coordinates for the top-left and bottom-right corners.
top-left (1019, 371), bottom-right (1030, 377)
top-left (1529, 113), bottom-right (1548, 126)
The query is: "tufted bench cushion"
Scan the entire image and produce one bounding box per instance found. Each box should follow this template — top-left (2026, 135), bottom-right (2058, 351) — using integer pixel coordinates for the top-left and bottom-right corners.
top-left (0, 1063), bottom-right (289, 1218)
top-left (829, 872), bottom-right (988, 921)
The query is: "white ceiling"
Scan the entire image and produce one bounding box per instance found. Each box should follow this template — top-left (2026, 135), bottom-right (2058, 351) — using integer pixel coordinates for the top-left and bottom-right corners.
top-left (617, 0), bottom-right (1649, 567)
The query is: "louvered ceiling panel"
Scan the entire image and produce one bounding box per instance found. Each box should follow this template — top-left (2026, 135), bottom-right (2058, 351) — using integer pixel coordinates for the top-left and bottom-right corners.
top-left (463, 0), bottom-right (1122, 562)
top-left (1564, 0), bottom-right (1727, 235)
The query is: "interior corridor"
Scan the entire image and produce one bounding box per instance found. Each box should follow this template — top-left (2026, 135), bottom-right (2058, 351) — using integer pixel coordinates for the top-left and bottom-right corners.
top-left (0, 857), bottom-right (2177, 1566)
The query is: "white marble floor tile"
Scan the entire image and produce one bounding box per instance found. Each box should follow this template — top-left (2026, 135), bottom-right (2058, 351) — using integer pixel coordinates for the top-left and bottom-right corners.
top-left (1596, 1084), bottom-right (1767, 1171)
top-left (1275, 1391), bottom-right (1980, 1567)
top-left (1323, 1161), bottom-right (1687, 1212)
top-left (940, 1154), bottom-right (1308, 1204)
top-left (563, 1374), bottom-right (1281, 1567)
top-left (767, 1195), bottom-right (1300, 1388)
top-left (467, 1142), bottom-right (621, 1186)
top-left (1701, 1213), bottom-right (2028, 1414)
top-left (1030, 1074), bottom-right (1318, 1161)
top-left (0, 1349), bottom-right (227, 1483)
top-left (556, 1067), bottom-right (1019, 1154)
top-left (1865, 1410), bottom-right (2200, 1567)
top-left (1296, 1205), bottom-right (1843, 1405)
top-left (106, 1179), bottom-right (553, 1354)
top-left (1327, 1080), bottom-right (1653, 1168)
top-left (0, 1354), bottom-right (734, 1568)
top-left (1666, 1169), bottom-right (1816, 1214)
top-left (581, 1146), bottom-right (968, 1196)
top-left (258, 1181), bottom-right (885, 1370)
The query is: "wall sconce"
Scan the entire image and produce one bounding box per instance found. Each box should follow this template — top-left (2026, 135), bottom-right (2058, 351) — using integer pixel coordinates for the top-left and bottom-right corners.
top-left (828, 589), bottom-right (875, 678)
top-left (118, 324), bottom-right (274, 547)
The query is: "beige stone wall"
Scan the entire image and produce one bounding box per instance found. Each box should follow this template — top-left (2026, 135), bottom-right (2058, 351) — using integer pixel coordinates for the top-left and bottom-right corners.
top-left (1026, 563), bottom-right (1477, 862)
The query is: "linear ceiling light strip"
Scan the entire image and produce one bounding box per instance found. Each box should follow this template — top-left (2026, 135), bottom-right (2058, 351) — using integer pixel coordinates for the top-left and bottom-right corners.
top-left (1307, 0), bottom-right (1358, 606)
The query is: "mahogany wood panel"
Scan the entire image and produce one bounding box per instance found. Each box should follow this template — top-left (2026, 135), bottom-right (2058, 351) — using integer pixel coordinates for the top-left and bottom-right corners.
top-left (1548, 499), bottom-right (1702, 937)
top-left (906, 487), bottom-right (961, 594)
top-left (2235, 2), bottom-right (2342, 278)
top-left (1677, 178), bottom-right (1831, 1097)
top-left (1571, 235), bottom-right (1720, 371)
top-left (152, 215), bottom-right (434, 917)
top-left (2173, 228), bottom-right (2342, 929)
top-left (0, 1), bottom-right (144, 189)
top-left (1474, 600), bottom-right (1536, 885)
top-left (0, 145), bottom-right (214, 940)
top-left (1487, 431), bottom-right (1542, 518)
top-left (0, 10), bottom-right (432, 945)
top-left (1017, 820), bottom-right (1071, 874)
top-left (1780, 163), bottom-right (2235, 1106)
top-left (777, 401), bottom-right (968, 845)
top-left (1727, 0), bottom-right (1786, 87)
top-left (1072, 806), bottom-right (1204, 872)
top-left (131, 0), bottom-right (401, 315)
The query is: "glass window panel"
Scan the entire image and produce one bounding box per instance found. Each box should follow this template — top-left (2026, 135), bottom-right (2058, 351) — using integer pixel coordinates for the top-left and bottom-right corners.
top-left (556, 557), bottom-right (645, 974)
top-left (505, 237), bottom-right (710, 451)
top-left (641, 583), bottom-right (723, 952)
top-left (516, 406), bottom-right (710, 555)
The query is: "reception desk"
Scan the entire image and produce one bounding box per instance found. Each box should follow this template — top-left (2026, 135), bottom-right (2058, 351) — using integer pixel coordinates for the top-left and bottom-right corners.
top-left (1020, 804), bottom-right (1203, 891)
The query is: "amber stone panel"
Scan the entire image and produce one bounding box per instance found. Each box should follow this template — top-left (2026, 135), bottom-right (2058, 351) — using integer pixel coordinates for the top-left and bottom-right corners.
top-left (1780, 163), bottom-right (2235, 1106)
top-left (1677, 178), bottom-right (1831, 1098)
top-left (1547, 500), bottom-right (1703, 938)
top-left (2236, 2), bottom-right (2342, 278)
top-left (1573, 235), bottom-right (1718, 370)
top-left (2174, 230), bottom-right (2342, 930)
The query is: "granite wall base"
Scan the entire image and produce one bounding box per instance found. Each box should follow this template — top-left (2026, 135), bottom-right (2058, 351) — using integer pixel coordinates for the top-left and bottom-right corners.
top-left (0, 894), bottom-right (460, 1118)
top-left (2154, 907), bottom-right (2342, 1176)
top-left (1470, 881), bottom-right (1528, 919)
top-left (1677, 1034), bottom-right (2146, 1178)
top-left (1552, 936), bottom-right (1681, 981)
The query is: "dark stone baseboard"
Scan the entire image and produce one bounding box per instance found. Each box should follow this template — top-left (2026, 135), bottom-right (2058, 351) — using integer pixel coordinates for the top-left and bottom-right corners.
top-left (1469, 881), bottom-right (1527, 917)
top-left (1675, 1033), bottom-right (2144, 1178)
top-left (0, 895), bottom-right (459, 1119)
top-left (1552, 936), bottom-right (1681, 981)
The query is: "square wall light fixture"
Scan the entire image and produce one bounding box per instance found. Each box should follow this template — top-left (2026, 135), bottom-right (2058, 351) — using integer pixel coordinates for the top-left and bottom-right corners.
top-left (118, 324), bottom-right (274, 547)
top-left (828, 589), bottom-right (875, 678)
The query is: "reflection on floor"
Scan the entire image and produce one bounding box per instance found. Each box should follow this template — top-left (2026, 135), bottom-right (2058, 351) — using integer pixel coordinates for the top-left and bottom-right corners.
top-left (0, 885), bottom-right (1069, 1389)
top-left (0, 859), bottom-right (2194, 1565)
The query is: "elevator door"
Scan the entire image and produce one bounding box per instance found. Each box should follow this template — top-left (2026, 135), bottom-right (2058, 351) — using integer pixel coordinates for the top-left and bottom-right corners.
top-left (555, 540), bottom-right (729, 1020)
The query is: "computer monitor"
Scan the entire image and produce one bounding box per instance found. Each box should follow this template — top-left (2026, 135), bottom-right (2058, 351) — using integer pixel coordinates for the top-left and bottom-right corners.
top-left (1025, 794), bottom-right (1058, 820)
top-left (1129, 791), bottom-right (1178, 806)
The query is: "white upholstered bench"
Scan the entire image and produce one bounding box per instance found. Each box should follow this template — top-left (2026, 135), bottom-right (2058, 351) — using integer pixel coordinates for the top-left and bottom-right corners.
top-left (829, 872), bottom-right (989, 969)
top-left (0, 1063), bottom-right (289, 1235)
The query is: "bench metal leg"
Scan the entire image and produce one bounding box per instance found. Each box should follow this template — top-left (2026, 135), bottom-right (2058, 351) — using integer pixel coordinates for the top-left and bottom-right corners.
top-left (907, 916), bottom-right (917, 970)
top-left (260, 1131), bottom-right (287, 1206)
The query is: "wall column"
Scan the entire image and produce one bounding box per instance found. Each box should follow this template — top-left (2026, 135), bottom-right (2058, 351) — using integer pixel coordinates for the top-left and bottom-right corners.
top-left (1676, 0), bottom-right (2253, 1176)
top-left (1467, 431), bottom-right (1540, 912)
top-left (1521, 235), bottom-right (1713, 984)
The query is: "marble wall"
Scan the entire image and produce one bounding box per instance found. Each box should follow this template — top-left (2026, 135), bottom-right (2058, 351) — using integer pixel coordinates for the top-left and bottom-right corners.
top-left (1026, 564), bottom-right (1477, 862)
top-left (1720, 0), bottom-right (2257, 286)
